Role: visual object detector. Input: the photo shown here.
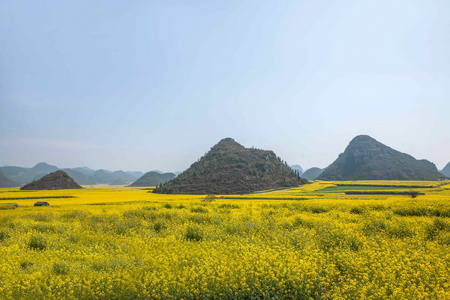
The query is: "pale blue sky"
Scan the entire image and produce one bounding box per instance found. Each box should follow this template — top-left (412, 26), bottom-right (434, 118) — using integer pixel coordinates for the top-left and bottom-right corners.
top-left (1, 0), bottom-right (449, 172)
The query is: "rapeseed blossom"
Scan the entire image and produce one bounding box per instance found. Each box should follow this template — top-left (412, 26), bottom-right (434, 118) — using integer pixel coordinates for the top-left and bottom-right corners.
top-left (0, 181), bottom-right (449, 299)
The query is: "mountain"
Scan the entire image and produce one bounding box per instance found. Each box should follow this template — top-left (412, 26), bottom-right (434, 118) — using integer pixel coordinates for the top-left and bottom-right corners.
top-left (153, 138), bottom-right (308, 195)
top-left (88, 169), bottom-right (140, 185)
top-left (89, 169), bottom-right (112, 184)
top-left (129, 171), bottom-right (176, 187)
top-left (318, 135), bottom-right (447, 181)
top-left (110, 178), bottom-right (129, 186)
top-left (302, 167), bottom-right (324, 181)
top-left (441, 162), bottom-right (450, 177)
top-left (150, 170), bottom-right (164, 174)
top-left (0, 170), bottom-right (17, 187)
top-left (62, 168), bottom-right (95, 185)
top-left (20, 170), bottom-right (83, 190)
top-left (31, 162), bottom-right (59, 173)
top-left (111, 170), bottom-right (139, 183)
top-left (0, 163), bottom-right (145, 186)
top-left (126, 171), bottom-right (144, 178)
top-left (290, 165), bottom-right (303, 175)
top-left (71, 166), bottom-right (96, 177)
top-left (0, 166), bottom-right (28, 177)
top-left (0, 163), bottom-right (58, 185)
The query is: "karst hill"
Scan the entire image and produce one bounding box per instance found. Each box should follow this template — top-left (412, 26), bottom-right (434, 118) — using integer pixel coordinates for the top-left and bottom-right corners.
top-left (152, 138), bottom-right (308, 195)
top-left (318, 135), bottom-right (447, 181)
top-left (301, 167), bottom-right (324, 181)
top-left (20, 170), bottom-right (83, 190)
top-left (441, 162), bottom-right (450, 177)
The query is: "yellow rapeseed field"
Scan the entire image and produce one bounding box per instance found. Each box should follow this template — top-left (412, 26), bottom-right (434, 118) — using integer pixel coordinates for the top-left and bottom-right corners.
top-left (1, 181), bottom-right (450, 299)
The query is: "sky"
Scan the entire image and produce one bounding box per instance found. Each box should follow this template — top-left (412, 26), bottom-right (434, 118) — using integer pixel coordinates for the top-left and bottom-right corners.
top-left (1, 0), bottom-right (449, 172)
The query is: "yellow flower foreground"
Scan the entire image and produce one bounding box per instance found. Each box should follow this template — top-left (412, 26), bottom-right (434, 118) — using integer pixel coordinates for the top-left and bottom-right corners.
top-left (1, 181), bottom-right (450, 299)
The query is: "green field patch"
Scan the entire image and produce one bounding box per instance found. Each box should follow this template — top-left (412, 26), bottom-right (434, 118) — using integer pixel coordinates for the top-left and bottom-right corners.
top-left (319, 185), bottom-right (407, 192)
top-left (336, 184), bottom-right (434, 188)
top-left (345, 191), bottom-right (425, 196)
top-left (219, 196), bottom-right (310, 200)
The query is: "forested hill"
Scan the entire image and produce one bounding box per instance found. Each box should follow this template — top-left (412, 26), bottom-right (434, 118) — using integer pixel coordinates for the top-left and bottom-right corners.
top-left (318, 135), bottom-right (447, 181)
top-left (153, 138), bottom-right (308, 194)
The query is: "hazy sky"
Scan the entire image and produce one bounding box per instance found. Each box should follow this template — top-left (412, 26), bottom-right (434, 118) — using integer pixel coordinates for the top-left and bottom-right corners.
top-left (1, 0), bottom-right (449, 172)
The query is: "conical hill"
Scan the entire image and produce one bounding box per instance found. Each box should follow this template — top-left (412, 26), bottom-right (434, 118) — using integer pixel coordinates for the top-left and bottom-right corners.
top-left (318, 135), bottom-right (446, 181)
top-left (153, 138), bottom-right (308, 195)
top-left (441, 162), bottom-right (450, 177)
top-left (20, 170), bottom-right (83, 190)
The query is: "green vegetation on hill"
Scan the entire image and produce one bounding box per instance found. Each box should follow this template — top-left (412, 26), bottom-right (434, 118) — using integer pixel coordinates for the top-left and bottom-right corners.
top-left (153, 138), bottom-right (308, 194)
top-left (20, 170), bottom-right (83, 190)
top-left (319, 135), bottom-right (447, 181)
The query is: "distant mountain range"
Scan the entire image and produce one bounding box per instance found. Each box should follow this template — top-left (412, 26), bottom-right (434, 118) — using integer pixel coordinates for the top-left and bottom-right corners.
top-left (0, 170), bottom-right (17, 187)
top-left (153, 138), bottom-right (308, 195)
top-left (0, 163), bottom-right (146, 186)
top-left (129, 171), bottom-right (176, 187)
top-left (318, 135), bottom-right (447, 181)
top-left (1, 137), bottom-right (448, 187)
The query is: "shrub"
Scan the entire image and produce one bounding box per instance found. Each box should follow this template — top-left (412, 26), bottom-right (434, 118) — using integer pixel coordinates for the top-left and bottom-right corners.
top-left (20, 261), bottom-right (33, 270)
top-left (408, 190), bottom-right (420, 198)
top-left (280, 220), bottom-right (294, 230)
top-left (292, 216), bottom-right (314, 229)
top-left (432, 218), bottom-right (450, 231)
top-left (202, 195), bottom-right (216, 202)
top-left (123, 209), bottom-right (157, 221)
top-left (28, 234), bottom-right (47, 250)
top-left (315, 225), bottom-right (362, 251)
top-left (310, 206), bottom-right (328, 214)
top-left (153, 220), bottom-right (166, 232)
top-left (218, 203), bottom-right (240, 209)
top-left (31, 223), bottom-right (57, 233)
top-left (0, 205), bottom-right (15, 210)
top-left (350, 206), bottom-right (365, 214)
top-left (189, 214), bottom-right (212, 224)
top-left (190, 206), bottom-right (209, 214)
top-left (61, 210), bottom-right (88, 221)
top-left (393, 207), bottom-right (428, 217)
top-left (33, 213), bottom-right (53, 222)
top-left (363, 219), bottom-right (387, 235)
top-left (386, 221), bottom-right (415, 239)
top-left (425, 218), bottom-right (450, 241)
top-left (0, 228), bottom-right (9, 242)
top-left (184, 225), bottom-right (203, 241)
top-left (53, 262), bottom-right (70, 275)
